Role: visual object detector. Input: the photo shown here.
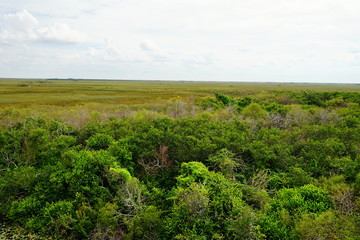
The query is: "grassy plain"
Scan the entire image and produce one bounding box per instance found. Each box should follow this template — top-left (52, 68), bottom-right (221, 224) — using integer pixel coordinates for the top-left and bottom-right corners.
top-left (0, 78), bottom-right (359, 126)
top-left (1, 79), bottom-right (359, 105)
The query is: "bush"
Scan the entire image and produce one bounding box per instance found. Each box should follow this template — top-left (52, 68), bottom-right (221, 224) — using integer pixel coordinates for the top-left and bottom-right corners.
top-left (86, 133), bottom-right (114, 150)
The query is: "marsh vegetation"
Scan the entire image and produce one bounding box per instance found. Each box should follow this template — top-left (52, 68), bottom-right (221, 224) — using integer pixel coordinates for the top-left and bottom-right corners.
top-left (0, 79), bottom-right (359, 239)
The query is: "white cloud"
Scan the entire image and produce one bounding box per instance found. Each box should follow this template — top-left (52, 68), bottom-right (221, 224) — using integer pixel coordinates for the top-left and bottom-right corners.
top-left (139, 41), bottom-right (170, 62)
top-left (140, 41), bottom-right (158, 52)
top-left (4, 9), bottom-right (38, 31)
top-left (184, 55), bottom-right (214, 67)
top-left (88, 40), bottom-right (150, 63)
top-left (0, 10), bottom-right (88, 45)
top-left (37, 23), bottom-right (88, 44)
top-left (0, 10), bottom-right (38, 43)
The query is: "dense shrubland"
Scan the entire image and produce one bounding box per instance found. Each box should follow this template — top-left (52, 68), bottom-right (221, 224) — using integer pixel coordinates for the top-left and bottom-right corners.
top-left (0, 90), bottom-right (359, 239)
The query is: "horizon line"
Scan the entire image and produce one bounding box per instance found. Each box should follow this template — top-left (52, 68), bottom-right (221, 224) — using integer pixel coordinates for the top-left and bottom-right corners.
top-left (0, 77), bottom-right (359, 85)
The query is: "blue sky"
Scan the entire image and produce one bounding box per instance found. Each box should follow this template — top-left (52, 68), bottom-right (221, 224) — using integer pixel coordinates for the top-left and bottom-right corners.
top-left (0, 0), bottom-right (359, 83)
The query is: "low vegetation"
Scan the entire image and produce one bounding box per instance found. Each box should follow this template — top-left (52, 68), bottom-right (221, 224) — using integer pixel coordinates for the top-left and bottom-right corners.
top-left (0, 79), bottom-right (359, 239)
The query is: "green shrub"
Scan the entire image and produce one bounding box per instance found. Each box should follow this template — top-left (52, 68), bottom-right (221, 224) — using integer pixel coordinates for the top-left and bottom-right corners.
top-left (86, 133), bottom-right (114, 150)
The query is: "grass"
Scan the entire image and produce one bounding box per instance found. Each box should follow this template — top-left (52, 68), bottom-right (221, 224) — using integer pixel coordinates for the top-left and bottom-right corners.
top-left (0, 78), bottom-right (359, 127)
top-left (1, 79), bottom-right (359, 106)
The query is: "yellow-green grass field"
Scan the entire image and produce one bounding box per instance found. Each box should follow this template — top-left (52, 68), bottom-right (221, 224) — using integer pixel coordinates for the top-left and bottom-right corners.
top-left (0, 78), bottom-right (359, 127)
top-left (1, 79), bottom-right (359, 106)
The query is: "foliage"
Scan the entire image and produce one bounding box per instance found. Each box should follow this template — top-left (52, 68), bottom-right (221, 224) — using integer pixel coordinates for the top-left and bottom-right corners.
top-left (295, 210), bottom-right (358, 239)
top-left (165, 162), bottom-right (262, 239)
top-left (242, 102), bottom-right (267, 119)
top-left (0, 83), bottom-right (359, 239)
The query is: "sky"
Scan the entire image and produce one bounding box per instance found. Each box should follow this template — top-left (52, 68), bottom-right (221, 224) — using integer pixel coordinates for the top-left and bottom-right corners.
top-left (0, 0), bottom-right (359, 83)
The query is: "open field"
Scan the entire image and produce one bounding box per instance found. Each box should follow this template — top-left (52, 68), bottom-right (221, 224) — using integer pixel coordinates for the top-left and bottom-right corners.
top-left (1, 79), bottom-right (359, 106)
top-left (0, 78), bottom-right (359, 128)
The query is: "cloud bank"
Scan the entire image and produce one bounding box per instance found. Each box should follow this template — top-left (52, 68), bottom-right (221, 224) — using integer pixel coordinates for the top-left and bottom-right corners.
top-left (0, 1), bottom-right (359, 83)
top-left (0, 10), bottom-right (88, 45)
